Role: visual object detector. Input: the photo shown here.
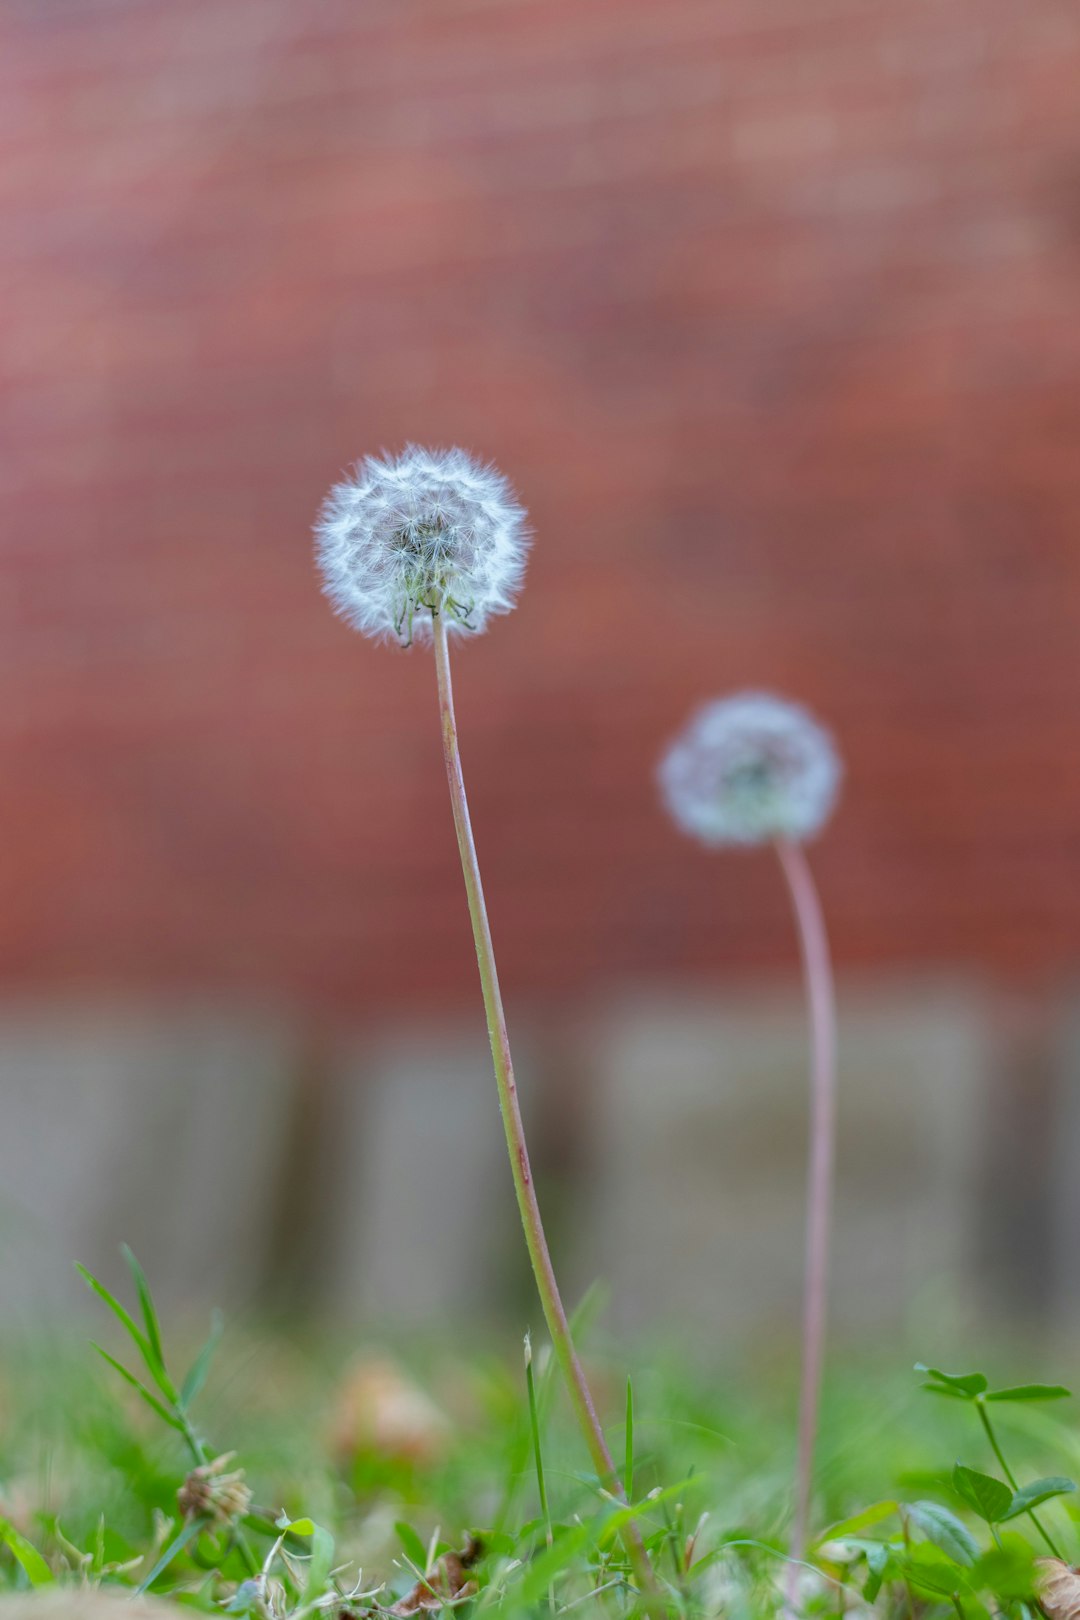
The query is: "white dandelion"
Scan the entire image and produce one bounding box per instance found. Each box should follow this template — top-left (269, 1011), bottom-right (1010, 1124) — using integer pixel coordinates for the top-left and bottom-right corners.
top-left (659, 689), bottom-right (842, 1591)
top-left (314, 444), bottom-right (529, 644)
top-left (314, 445), bottom-right (657, 1592)
top-left (658, 691), bottom-right (841, 848)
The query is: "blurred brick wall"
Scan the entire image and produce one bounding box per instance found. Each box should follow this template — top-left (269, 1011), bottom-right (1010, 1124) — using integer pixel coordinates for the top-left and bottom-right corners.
top-left (4, 0), bottom-right (1080, 1012)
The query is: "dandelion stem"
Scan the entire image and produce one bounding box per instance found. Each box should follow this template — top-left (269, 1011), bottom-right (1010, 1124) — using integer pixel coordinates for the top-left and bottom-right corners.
top-left (431, 609), bottom-right (659, 1601)
top-left (775, 839), bottom-right (837, 1590)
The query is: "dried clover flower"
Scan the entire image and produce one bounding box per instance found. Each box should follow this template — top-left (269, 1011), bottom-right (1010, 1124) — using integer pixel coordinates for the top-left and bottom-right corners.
top-left (314, 444), bottom-right (529, 644)
top-left (658, 691), bottom-right (841, 846)
top-left (177, 1451), bottom-right (252, 1527)
top-left (1039, 1559), bottom-right (1080, 1620)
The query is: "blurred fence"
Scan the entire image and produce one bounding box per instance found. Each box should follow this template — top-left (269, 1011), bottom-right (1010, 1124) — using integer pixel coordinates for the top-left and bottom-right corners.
top-left (1, 976), bottom-right (1073, 1339)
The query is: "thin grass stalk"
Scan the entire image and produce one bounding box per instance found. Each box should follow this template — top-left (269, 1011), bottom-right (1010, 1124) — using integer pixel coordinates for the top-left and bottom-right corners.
top-left (430, 609), bottom-right (660, 1602)
top-left (776, 838), bottom-right (837, 1595)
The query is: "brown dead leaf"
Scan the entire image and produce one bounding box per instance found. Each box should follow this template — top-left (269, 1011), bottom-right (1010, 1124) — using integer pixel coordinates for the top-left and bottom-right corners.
top-left (386, 1535), bottom-right (483, 1615)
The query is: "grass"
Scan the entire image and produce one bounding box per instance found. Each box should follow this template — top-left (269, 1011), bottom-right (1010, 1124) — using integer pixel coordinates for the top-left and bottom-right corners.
top-left (1, 1259), bottom-right (1078, 1616)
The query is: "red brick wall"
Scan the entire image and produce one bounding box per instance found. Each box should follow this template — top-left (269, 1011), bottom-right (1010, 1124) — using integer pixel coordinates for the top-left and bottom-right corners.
top-left (4, 0), bottom-right (1080, 1009)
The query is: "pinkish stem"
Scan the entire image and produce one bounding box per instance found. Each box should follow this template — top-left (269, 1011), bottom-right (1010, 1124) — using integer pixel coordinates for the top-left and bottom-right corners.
top-left (775, 838), bottom-right (837, 1597)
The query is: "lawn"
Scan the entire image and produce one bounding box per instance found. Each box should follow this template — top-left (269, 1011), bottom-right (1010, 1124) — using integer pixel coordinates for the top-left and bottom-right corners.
top-left (1, 1259), bottom-right (1077, 1618)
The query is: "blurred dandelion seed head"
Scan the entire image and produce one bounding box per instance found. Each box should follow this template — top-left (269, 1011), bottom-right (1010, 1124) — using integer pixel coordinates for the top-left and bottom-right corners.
top-left (659, 692), bottom-right (841, 847)
top-left (315, 445), bottom-right (529, 644)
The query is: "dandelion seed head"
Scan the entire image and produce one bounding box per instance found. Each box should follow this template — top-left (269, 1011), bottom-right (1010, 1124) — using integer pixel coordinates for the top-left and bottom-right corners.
top-left (315, 444), bottom-right (529, 644)
top-left (658, 691), bottom-right (841, 847)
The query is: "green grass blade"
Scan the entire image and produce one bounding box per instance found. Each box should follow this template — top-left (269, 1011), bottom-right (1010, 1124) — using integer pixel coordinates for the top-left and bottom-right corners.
top-left (180, 1309), bottom-right (224, 1411)
top-left (524, 1333), bottom-right (555, 1613)
top-left (137, 1518), bottom-right (203, 1594)
top-left (816, 1500), bottom-right (898, 1543)
top-left (395, 1520), bottom-right (429, 1574)
top-left (566, 1282), bottom-right (608, 1345)
top-left (75, 1263), bottom-right (153, 1365)
top-left (625, 1376), bottom-right (635, 1504)
top-left (0, 1520), bottom-right (54, 1586)
top-left (92, 1343), bottom-right (183, 1432)
top-left (524, 1336), bottom-right (552, 1541)
top-left (121, 1245), bottom-right (176, 1400)
top-left (290, 1519), bottom-right (336, 1598)
top-left (514, 1519), bottom-right (595, 1608)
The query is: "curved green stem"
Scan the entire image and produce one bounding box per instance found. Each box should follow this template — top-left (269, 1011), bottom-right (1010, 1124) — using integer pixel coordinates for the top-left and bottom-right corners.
top-left (975, 1398), bottom-right (1063, 1559)
top-left (431, 610), bottom-right (659, 1602)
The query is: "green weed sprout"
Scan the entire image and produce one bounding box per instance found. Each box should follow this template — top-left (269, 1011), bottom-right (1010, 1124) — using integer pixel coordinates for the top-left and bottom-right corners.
top-left (74, 1250), bottom-right (347, 1611)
